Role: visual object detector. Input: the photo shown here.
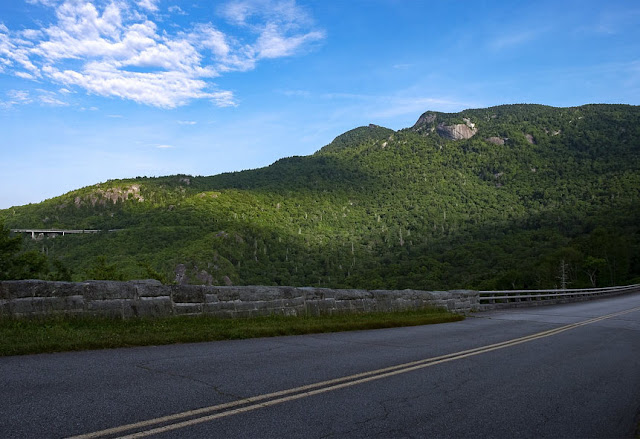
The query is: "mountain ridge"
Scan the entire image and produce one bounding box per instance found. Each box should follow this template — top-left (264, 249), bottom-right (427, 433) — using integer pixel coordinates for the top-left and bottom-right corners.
top-left (2, 103), bottom-right (639, 290)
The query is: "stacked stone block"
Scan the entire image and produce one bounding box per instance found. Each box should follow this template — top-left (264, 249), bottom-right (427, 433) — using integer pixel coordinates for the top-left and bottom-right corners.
top-left (0, 280), bottom-right (479, 319)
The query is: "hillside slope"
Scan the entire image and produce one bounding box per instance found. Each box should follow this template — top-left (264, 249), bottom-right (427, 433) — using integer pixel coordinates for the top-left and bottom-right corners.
top-left (2, 104), bottom-right (639, 290)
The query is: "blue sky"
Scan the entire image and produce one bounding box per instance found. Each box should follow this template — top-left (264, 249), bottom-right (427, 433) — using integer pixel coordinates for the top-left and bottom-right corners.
top-left (1, 0), bottom-right (639, 209)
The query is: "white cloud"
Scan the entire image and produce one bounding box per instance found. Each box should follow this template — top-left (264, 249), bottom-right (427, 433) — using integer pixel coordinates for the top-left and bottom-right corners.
top-left (136, 0), bottom-right (159, 12)
top-left (220, 1), bottom-right (254, 25)
top-left (191, 23), bottom-right (230, 58)
top-left (168, 5), bottom-right (187, 16)
top-left (156, 144), bottom-right (174, 148)
top-left (209, 90), bottom-right (236, 107)
top-left (221, 0), bottom-right (313, 28)
top-left (8, 89), bottom-right (33, 104)
top-left (0, 26), bottom-right (42, 77)
top-left (1, 88), bottom-right (69, 108)
top-left (25, 0), bottom-right (60, 6)
top-left (0, 0), bottom-right (325, 109)
top-left (177, 120), bottom-right (197, 125)
top-left (20, 29), bottom-right (43, 40)
top-left (39, 94), bottom-right (68, 106)
top-left (45, 62), bottom-right (223, 108)
top-left (220, 0), bottom-right (324, 61)
top-left (15, 71), bottom-right (37, 79)
top-left (254, 23), bottom-right (324, 59)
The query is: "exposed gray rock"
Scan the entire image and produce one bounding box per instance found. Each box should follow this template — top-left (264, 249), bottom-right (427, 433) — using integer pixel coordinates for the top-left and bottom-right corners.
top-left (413, 112), bottom-right (437, 128)
top-left (196, 269), bottom-right (214, 286)
top-left (174, 264), bottom-right (187, 285)
top-left (437, 123), bottom-right (478, 140)
top-left (486, 136), bottom-right (505, 145)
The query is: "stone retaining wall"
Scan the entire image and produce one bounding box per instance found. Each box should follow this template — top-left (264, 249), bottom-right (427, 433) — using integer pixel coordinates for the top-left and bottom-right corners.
top-left (0, 280), bottom-right (479, 319)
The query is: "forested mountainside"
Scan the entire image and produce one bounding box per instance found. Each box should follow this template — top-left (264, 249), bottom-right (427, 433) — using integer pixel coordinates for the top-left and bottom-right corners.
top-left (2, 104), bottom-right (639, 290)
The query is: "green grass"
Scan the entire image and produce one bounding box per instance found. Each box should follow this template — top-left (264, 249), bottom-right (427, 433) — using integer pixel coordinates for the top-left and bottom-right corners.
top-left (0, 308), bottom-right (463, 356)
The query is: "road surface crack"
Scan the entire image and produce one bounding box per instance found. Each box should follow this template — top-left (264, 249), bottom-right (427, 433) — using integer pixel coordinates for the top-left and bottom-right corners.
top-left (135, 363), bottom-right (245, 400)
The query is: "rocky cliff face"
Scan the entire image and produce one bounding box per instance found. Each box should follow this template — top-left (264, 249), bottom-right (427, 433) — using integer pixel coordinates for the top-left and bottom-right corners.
top-left (413, 112), bottom-right (437, 127)
top-left (411, 112), bottom-right (478, 140)
top-left (73, 184), bottom-right (144, 207)
top-left (436, 122), bottom-right (477, 140)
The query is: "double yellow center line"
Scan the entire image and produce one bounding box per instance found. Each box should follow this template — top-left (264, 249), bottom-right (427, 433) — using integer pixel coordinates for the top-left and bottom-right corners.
top-left (69, 306), bottom-right (640, 439)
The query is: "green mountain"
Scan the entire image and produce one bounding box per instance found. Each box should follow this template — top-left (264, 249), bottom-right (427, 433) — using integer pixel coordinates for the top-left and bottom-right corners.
top-left (2, 104), bottom-right (639, 290)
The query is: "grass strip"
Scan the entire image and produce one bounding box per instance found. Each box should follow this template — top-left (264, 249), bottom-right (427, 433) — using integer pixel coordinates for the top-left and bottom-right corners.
top-left (0, 308), bottom-right (462, 356)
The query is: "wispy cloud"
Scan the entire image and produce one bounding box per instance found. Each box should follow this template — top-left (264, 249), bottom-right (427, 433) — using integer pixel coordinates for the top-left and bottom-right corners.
top-left (3, 89), bottom-right (33, 108)
top-left (281, 89), bottom-right (311, 98)
top-left (156, 144), bottom-right (174, 149)
top-left (177, 120), bottom-right (197, 125)
top-left (135, 0), bottom-right (159, 12)
top-left (0, 0), bottom-right (325, 109)
top-left (10, 89), bottom-right (32, 101)
top-left (1, 88), bottom-right (69, 109)
top-left (37, 89), bottom-right (68, 106)
top-left (220, 0), bottom-right (325, 60)
top-left (488, 29), bottom-right (541, 51)
top-left (578, 8), bottom-right (640, 35)
top-left (254, 24), bottom-right (324, 58)
top-left (24, 0), bottom-right (58, 6)
top-left (369, 96), bottom-right (473, 119)
top-left (294, 89), bottom-right (473, 122)
top-left (168, 5), bottom-right (187, 16)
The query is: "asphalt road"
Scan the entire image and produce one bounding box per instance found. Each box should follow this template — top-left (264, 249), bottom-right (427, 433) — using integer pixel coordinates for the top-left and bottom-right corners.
top-left (2, 293), bottom-right (640, 439)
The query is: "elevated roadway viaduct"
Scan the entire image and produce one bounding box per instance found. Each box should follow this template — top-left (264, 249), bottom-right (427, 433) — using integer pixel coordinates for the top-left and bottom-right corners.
top-left (10, 229), bottom-right (122, 239)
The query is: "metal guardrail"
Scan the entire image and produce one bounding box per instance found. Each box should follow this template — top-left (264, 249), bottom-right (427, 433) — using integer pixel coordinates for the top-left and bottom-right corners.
top-left (479, 284), bottom-right (640, 306)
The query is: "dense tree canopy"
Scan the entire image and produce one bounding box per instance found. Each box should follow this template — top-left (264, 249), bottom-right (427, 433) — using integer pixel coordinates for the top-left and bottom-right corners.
top-left (2, 104), bottom-right (639, 290)
top-left (0, 222), bottom-right (71, 281)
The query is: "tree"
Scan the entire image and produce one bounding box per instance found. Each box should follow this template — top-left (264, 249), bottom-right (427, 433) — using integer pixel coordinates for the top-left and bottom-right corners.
top-left (85, 256), bottom-right (124, 281)
top-left (9, 251), bottom-right (49, 280)
top-left (49, 258), bottom-right (73, 282)
top-left (1, 223), bottom-right (53, 280)
top-left (0, 222), bottom-right (22, 280)
top-left (583, 256), bottom-right (606, 287)
top-left (138, 262), bottom-right (168, 284)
